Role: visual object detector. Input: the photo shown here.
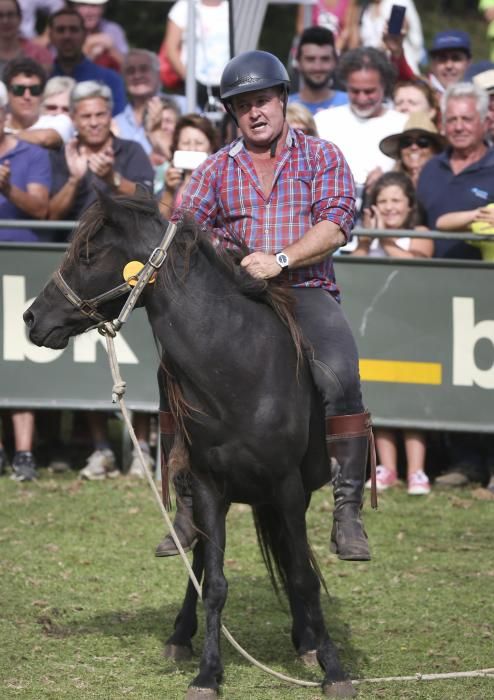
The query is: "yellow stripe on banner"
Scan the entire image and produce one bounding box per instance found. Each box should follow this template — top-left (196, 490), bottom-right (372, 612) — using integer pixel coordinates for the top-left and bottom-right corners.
top-left (360, 359), bottom-right (442, 385)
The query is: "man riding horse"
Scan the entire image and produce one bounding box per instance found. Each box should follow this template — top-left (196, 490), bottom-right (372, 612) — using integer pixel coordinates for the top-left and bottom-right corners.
top-left (156, 50), bottom-right (374, 562)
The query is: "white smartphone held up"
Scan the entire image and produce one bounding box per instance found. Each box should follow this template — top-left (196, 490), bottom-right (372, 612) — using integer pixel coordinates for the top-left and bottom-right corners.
top-left (172, 150), bottom-right (208, 171)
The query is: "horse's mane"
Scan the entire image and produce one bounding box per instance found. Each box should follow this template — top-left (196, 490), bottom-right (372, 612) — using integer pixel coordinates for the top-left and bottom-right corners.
top-left (65, 192), bottom-right (159, 265)
top-left (163, 214), bottom-right (305, 369)
top-left (68, 192), bottom-right (305, 367)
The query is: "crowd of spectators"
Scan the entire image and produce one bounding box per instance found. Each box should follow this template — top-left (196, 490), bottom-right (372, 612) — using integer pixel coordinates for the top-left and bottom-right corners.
top-left (0, 0), bottom-right (493, 496)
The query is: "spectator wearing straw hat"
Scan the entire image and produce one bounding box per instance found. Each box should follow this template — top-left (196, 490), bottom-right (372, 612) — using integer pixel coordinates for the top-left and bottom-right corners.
top-left (378, 111), bottom-right (447, 187)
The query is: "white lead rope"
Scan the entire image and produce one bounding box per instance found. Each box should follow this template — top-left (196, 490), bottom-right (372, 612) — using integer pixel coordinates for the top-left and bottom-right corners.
top-left (103, 328), bottom-right (494, 690)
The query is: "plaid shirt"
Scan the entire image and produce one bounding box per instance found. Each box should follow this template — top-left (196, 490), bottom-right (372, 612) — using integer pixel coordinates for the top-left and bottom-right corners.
top-left (174, 128), bottom-right (355, 296)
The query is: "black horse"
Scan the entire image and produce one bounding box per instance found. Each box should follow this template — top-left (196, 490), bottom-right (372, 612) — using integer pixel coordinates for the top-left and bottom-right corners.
top-left (24, 190), bottom-right (357, 699)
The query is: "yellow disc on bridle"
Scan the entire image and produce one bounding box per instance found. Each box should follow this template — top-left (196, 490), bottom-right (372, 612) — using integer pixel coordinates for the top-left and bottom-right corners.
top-left (123, 260), bottom-right (156, 286)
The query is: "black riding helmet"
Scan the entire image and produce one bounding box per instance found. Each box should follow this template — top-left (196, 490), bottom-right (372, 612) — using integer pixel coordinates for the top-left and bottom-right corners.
top-left (220, 50), bottom-right (290, 125)
top-left (220, 50), bottom-right (290, 101)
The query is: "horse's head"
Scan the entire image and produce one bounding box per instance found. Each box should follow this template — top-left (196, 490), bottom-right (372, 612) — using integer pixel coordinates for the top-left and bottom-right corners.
top-left (24, 187), bottom-right (164, 349)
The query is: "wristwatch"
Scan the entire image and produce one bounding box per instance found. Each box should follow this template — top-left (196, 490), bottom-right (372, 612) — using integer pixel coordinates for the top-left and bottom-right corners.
top-left (112, 171), bottom-right (122, 189)
top-left (275, 251), bottom-right (289, 269)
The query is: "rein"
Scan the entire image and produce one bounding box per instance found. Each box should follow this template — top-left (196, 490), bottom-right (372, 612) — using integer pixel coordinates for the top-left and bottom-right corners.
top-left (53, 220), bottom-right (177, 332)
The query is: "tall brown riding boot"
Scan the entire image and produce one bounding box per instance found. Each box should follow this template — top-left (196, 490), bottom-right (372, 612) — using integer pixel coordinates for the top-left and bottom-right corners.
top-left (326, 411), bottom-right (377, 561)
top-left (155, 411), bottom-right (197, 557)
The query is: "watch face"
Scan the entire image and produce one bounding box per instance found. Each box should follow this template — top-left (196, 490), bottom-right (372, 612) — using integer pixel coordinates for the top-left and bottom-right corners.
top-left (277, 253), bottom-right (288, 267)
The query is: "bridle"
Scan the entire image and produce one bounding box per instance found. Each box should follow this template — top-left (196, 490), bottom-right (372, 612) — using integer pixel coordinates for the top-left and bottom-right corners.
top-left (53, 220), bottom-right (178, 333)
top-left (53, 270), bottom-right (133, 324)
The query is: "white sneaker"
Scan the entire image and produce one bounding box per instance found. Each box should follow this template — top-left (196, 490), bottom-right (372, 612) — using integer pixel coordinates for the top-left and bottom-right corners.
top-left (128, 448), bottom-right (155, 478)
top-left (365, 465), bottom-right (398, 492)
top-left (79, 449), bottom-right (119, 480)
top-left (408, 469), bottom-right (431, 496)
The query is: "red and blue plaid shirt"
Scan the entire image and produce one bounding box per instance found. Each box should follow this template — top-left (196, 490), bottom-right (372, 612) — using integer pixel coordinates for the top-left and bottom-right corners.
top-left (174, 128), bottom-right (356, 297)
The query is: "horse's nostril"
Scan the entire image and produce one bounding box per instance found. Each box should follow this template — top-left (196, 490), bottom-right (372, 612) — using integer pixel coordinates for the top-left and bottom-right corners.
top-left (23, 309), bottom-right (34, 328)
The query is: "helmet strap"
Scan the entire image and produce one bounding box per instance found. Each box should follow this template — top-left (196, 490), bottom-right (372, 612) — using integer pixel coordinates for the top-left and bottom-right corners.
top-left (225, 101), bottom-right (238, 126)
top-left (270, 135), bottom-right (279, 158)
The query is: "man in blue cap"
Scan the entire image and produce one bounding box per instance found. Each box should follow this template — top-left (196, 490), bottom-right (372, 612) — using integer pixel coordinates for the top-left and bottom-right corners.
top-left (428, 30), bottom-right (472, 95)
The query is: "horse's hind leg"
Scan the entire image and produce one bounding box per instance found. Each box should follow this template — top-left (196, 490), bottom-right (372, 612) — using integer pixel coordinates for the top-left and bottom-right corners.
top-left (164, 541), bottom-right (204, 661)
top-left (274, 476), bottom-right (356, 697)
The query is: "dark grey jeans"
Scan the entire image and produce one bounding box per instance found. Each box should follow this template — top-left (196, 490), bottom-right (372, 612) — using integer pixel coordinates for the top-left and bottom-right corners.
top-left (292, 288), bottom-right (364, 417)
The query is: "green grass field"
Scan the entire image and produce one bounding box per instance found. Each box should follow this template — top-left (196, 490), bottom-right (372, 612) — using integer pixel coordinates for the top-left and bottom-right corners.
top-left (1, 474), bottom-right (493, 700)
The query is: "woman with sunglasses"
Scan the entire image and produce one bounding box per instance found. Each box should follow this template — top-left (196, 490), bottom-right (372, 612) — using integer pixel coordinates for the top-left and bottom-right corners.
top-left (352, 171), bottom-right (433, 495)
top-left (378, 111), bottom-right (446, 187)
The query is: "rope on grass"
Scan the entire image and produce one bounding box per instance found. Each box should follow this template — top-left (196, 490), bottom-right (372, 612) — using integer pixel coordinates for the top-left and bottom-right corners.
top-left (104, 332), bottom-right (494, 691)
top-left (354, 668), bottom-right (494, 685)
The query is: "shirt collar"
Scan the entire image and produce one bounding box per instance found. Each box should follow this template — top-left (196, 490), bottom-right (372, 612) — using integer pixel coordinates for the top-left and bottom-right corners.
top-left (228, 126), bottom-right (296, 158)
top-left (440, 144), bottom-right (494, 169)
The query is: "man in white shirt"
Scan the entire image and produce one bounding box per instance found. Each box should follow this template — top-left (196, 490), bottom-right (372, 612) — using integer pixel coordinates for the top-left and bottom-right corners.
top-left (315, 47), bottom-right (407, 214)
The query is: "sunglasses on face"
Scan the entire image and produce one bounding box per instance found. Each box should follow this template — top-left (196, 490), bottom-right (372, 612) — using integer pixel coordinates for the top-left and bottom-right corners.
top-left (10, 84), bottom-right (43, 97)
top-left (399, 135), bottom-right (433, 149)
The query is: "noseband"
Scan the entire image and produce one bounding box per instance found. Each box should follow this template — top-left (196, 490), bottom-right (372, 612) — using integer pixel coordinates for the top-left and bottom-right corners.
top-left (53, 269), bottom-right (132, 323)
top-left (53, 221), bottom-right (178, 332)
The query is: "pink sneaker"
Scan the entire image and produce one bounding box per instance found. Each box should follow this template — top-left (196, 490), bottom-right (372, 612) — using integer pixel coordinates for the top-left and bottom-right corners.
top-left (408, 470), bottom-right (431, 496)
top-left (365, 465), bottom-right (398, 492)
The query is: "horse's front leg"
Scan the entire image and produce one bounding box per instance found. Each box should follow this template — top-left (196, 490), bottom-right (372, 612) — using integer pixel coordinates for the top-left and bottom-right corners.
top-left (164, 540), bottom-right (204, 661)
top-left (186, 477), bottom-right (228, 700)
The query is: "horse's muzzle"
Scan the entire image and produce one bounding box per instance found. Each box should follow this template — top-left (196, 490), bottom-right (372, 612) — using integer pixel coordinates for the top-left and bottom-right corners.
top-left (23, 304), bottom-right (70, 349)
top-left (23, 308), bottom-right (34, 329)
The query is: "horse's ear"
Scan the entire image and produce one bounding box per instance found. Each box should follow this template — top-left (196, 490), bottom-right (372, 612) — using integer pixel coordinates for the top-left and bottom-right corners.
top-left (94, 186), bottom-right (128, 228)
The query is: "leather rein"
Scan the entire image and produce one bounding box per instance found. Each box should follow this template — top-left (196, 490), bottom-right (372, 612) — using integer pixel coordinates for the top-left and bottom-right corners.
top-left (52, 220), bottom-right (177, 333)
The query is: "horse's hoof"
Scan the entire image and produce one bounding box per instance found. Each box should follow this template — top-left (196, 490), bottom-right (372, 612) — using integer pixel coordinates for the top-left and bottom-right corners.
top-left (163, 643), bottom-right (193, 661)
top-left (322, 680), bottom-right (357, 698)
top-left (299, 649), bottom-right (319, 667)
top-left (185, 687), bottom-right (217, 700)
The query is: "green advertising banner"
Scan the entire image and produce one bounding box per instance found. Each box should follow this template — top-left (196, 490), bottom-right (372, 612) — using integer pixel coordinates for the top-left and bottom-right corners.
top-left (1, 244), bottom-right (493, 432)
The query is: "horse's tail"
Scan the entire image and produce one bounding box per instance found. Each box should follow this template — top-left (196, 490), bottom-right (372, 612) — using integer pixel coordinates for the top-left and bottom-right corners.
top-left (252, 504), bottom-right (328, 602)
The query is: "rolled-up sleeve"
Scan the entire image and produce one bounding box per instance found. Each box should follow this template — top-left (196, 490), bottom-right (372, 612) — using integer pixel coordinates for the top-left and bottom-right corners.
top-left (312, 141), bottom-right (356, 242)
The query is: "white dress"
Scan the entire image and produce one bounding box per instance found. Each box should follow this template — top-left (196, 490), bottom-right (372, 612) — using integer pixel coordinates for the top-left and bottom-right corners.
top-left (167, 0), bottom-right (230, 87)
